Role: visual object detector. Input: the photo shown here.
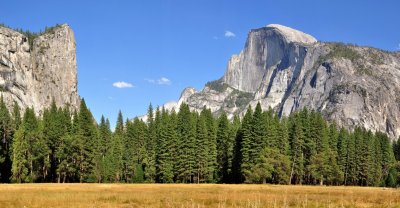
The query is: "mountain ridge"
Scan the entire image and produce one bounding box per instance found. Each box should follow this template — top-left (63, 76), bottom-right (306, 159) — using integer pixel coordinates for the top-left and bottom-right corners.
top-left (158, 24), bottom-right (400, 139)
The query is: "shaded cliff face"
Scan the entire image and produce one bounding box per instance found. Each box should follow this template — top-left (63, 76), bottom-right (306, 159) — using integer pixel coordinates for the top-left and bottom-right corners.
top-left (165, 24), bottom-right (400, 139)
top-left (0, 24), bottom-right (79, 113)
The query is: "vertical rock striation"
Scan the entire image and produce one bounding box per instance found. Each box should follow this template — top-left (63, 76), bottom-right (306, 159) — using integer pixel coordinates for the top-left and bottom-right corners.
top-left (0, 24), bottom-right (79, 113)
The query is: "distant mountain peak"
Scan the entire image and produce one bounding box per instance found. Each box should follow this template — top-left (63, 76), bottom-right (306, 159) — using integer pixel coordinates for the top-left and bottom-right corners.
top-left (154, 24), bottom-right (400, 139)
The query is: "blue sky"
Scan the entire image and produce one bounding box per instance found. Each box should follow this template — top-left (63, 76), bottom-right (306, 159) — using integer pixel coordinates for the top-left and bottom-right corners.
top-left (2, 0), bottom-right (400, 126)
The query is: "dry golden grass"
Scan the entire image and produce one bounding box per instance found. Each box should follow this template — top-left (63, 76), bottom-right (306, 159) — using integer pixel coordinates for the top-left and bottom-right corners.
top-left (0, 183), bottom-right (399, 208)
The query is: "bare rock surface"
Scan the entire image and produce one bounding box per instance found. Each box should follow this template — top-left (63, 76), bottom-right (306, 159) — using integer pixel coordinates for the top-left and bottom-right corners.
top-left (0, 24), bottom-right (79, 114)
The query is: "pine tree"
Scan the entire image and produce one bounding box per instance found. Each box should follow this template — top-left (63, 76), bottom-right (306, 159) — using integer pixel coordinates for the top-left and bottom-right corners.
top-left (329, 122), bottom-right (339, 153)
top-left (126, 118), bottom-right (147, 183)
top-left (42, 100), bottom-right (66, 182)
top-left (394, 137), bottom-right (400, 161)
top-left (288, 112), bottom-right (304, 184)
top-left (76, 99), bottom-right (98, 182)
top-left (278, 117), bottom-right (290, 155)
top-left (201, 107), bottom-right (217, 182)
top-left (156, 108), bottom-right (175, 183)
top-left (108, 111), bottom-right (125, 182)
top-left (176, 103), bottom-right (196, 183)
top-left (240, 106), bottom-right (253, 182)
top-left (144, 104), bottom-right (156, 182)
top-left (12, 108), bottom-right (50, 182)
top-left (216, 112), bottom-right (231, 183)
top-left (12, 101), bottom-right (21, 131)
top-left (55, 105), bottom-right (76, 183)
top-left (56, 133), bottom-right (79, 182)
top-left (300, 109), bottom-right (316, 184)
top-left (227, 115), bottom-right (240, 183)
top-left (0, 95), bottom-right (13, 182)
top-left (376, 132), bottom-right (396, 186)
top-left (308, 112), bottom-right (330, 184)
top-left (344, 130), bottom-right (357, 185)
top-left (264, 107), bottom-right (278, 148)
top-left (249, 103), bottom-right (266, 167)
top-left (194, 112), bottom-right (209, 183)
top-left (122, 118), bottom-right (136, 183)
top-left (337, 127), bottom-right (348, 182)
top-left (93, 116), bottom-right (111, 182)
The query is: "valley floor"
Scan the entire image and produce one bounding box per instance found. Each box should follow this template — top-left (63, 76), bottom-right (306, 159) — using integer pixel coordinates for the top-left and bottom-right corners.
top-left (0, 183), bottom-right (399, 207)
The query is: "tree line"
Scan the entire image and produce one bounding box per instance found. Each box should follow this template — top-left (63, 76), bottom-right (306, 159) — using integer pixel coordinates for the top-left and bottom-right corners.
top-left (1, 97), bottom-right (400, 186)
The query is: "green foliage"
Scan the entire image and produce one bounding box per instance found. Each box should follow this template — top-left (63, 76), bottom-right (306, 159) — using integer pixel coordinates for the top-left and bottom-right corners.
top-left (205, 79), bottom-right (229, 93)
top-left (0, 96), bottom-right (13, 182)
top-left (315, 43), bottom-right (379, 76)
top-left (1, 23), bottom-right (63, 49)
top-left (216, 112), bottom-right (232, 183)
top-left (0, 97), bottom-right (397, 187)
top-left (176, 103), bottom-right (197, 183)
top-left (325, 43), bottom-right (362, 62)
top-left (233, 90), bottom-right (253, 109)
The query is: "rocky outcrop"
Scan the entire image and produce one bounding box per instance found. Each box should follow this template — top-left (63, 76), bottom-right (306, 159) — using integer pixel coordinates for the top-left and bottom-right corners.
top-left (163, 24), bottom-right (400, 139)
top-left (0, 24), bottom-right (79, 113)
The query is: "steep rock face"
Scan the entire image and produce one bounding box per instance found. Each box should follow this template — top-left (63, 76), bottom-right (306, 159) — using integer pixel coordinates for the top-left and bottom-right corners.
top-left (164, 24), bottom-right (400, 139)
top-left (0, 24), bottom-right (79, 113)
top-left (223, 24), bottom-right (316, 93)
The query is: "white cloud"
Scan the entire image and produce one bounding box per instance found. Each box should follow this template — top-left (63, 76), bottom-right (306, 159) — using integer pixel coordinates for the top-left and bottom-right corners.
top-left (157, 77), bottom-right (171, 85)
top-left (145, 77), bottom-right (172, 85)
top-left (224, 30), bottom-right (236, 38)
top-left (213, 36), bottom-right (219, 40)
top-left (397, 43), bottom-right (400, 50)
top-left (112, 81), bottom-right (134, 88)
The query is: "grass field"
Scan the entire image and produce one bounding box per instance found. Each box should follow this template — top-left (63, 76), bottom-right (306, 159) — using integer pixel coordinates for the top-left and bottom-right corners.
top-left (0, 184), bottom-right (399, 208)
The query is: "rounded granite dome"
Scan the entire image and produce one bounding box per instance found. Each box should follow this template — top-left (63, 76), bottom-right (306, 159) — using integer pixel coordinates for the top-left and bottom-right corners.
top-left (266, 24), bottom-right (317, 44)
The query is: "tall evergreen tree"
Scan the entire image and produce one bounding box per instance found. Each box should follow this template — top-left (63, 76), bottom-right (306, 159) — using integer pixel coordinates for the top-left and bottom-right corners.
top-left (76, 99), bottom-right (98, 182)
top-left (176, 103), bottom-right (196, 183)
top-left (155, 109), bottom-right (175, 183)
top-left (216, 112), bottom-right (231, 183)
top-left (344, 130), bottom-right (357, 185)
top-left (201, 107), bottom-right (217, 182)
top-left (288, 112), bottom-right (304, 184)
top-left (108, 111), bottom-right (125, 182)
top-left (240, 106), bottom-right (253, 182)
top-left (144, 104), bottom-right (156, 182)
top-left (12, 108), bottom-right (49, 182)
top-left (249, 103), bottom-right (266, 167)
top-left (0, 95), bottom-right (13, 182)
top-left (194, 112), bottom-right (209, 183)
top-left (42, 100), bottom-right (66, 182)
top-left (337, 127), bottom-right (349, 181)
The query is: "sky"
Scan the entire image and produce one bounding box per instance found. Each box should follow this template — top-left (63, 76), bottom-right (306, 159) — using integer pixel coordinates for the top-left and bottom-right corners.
top-left (2, 0), bottom-right (400, 126)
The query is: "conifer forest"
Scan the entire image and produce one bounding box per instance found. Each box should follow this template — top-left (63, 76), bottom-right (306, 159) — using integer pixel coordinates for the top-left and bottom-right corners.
top-left (1, 97), bottom-right (399, 187)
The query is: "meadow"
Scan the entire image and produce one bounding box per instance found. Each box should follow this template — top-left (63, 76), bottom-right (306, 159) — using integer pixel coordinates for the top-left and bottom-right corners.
top-left (0, 184), bottom-right (399, 208)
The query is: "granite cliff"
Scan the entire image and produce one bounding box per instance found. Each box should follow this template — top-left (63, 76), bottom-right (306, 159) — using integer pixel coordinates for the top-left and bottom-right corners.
top-left (0, 24), bottom-right (80, 114)
top-left (163, 24), bottom-right (400, 139)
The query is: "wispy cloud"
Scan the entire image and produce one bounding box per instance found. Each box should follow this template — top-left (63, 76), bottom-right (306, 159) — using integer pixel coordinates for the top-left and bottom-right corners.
top-left (112, 81), bottom-right (134, 88)
top-left (397, 43), bottom-right (400, 50)
top-left (145, 78), bottom-right (155, 84)
top-left (157, 77), bottom-right (171, 85)
top-left (145, 77), bottom-right (172, 85)
top-left (224, 30), bottom-right (236, 38)
top-left (213, 36), bottom-right (219, 40)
